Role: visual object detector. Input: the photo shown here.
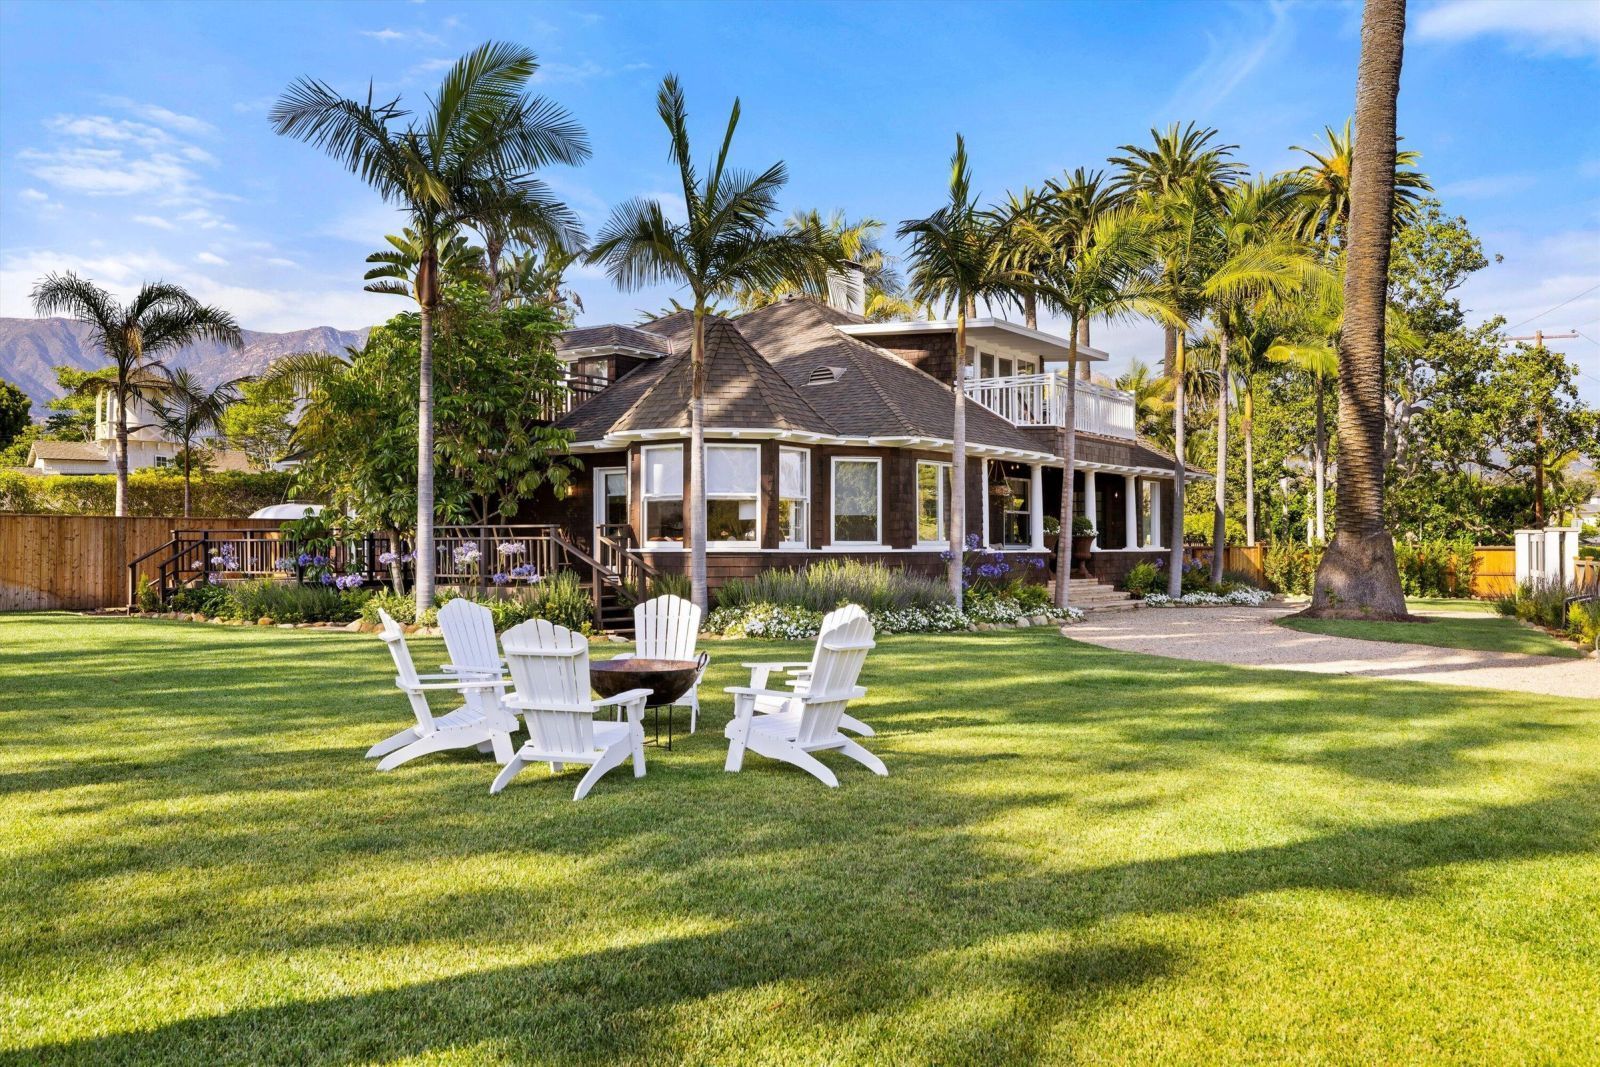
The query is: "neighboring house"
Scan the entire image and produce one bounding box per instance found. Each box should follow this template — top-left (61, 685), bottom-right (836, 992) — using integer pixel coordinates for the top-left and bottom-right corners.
top-left (19, 389), bottom-right (270, 476)
top-left (516, 286), bottom-right (1191, 588)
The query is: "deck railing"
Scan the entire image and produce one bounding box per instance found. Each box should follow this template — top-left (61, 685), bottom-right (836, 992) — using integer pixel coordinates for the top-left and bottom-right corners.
top-left (963, 373), bottom-right (1136, 439)
top-left (535, 373), bottom-right (609, 421)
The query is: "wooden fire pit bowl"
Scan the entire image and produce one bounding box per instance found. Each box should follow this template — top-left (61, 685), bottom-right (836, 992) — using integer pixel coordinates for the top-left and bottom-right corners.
top-left (590, 657), bottom-right (702, 708)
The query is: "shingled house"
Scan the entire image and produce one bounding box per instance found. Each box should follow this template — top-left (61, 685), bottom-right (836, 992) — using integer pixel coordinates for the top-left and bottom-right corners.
top-left (515, 295), bottom-right (1187, 590)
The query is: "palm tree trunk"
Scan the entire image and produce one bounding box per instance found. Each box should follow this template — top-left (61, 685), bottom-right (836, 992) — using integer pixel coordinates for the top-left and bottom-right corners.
top-left (1211, 330), bottom-right (1229, 583)
top-left (183, 452), bottom-right (192, 518)
top-left (1023, 291), bottom-right (1037, 331)
top-left (414, 301), bottom-right (437, 614)
top-left (689, 305), bottom-right (709, 611)
top-left (486, 234), bottom-right (505, 312)
top-left (1054, 315), bottom-right (1080, 612)
top-left (115, 387), bottom-right (130, 518)
top-left (1163, 326), bottom-right (1177, 379)
top-left (1313, 374), bottom-right (1327, 541)
top-left (1077, 319), bottom-right (1092, 380)
top-left (1167, 333), bottom-right (1187, 597)
top-left (1303, 0), bottom-right (1409, 619)
top-left (1244, 386), bottom-right (1257, 547)
top-left (949, 310), bottom-right (968, 612)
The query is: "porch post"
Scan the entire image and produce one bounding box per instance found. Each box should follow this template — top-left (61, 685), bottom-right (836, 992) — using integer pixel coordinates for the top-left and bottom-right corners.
top-left (1150, 481), bottom-right (1163, 549)
top-left (1083, 469), bottom-right (1098, 549)
top-left (1029, 463), bottom-right (1045, 550)
top-left (980, 459), bottom-right (991, 547)
top-left (1124, 474), bottom-right (1138, 550)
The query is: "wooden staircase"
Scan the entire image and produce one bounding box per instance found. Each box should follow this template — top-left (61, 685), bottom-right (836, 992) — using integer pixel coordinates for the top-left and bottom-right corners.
top-left (1048, 576), bottom-right (1141, 612)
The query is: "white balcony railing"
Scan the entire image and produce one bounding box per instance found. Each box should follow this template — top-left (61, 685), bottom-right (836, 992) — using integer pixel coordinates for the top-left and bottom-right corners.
top-left (963, 373), bottom-right (1136, 439)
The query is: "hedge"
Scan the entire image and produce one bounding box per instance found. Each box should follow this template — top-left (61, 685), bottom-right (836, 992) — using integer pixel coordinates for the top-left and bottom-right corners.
top-left (0, 469), bottom-right (294, 516)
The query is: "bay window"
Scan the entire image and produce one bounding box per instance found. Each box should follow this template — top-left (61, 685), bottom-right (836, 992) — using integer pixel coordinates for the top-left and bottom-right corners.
top-left (778, 447), bottom-right (809, 547)
top-left (916, 460), bottom-right (951, 545)
top-left (642, 445), bottom-right (684, 544)
top-left (831, 457), bottom-right (881, 545)
top-left (705, 443), bottom-right (760, 544)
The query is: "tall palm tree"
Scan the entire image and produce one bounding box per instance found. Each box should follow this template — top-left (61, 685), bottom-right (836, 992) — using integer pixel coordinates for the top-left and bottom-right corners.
top-left (459, 175), bottom-right (586, 310)
top-left (1287, 118), bottom-right (1431, 248)
top-left (363, 227), bottom-right (489, 299)
top-left (1302, 0), bottom-right (1411, 619)
top-left (899, 135), bottom-right (1029, 608)
top-left (732, 210), bottom-right (904, 313)
top-left (993, 188), bottom-right (1052, 329)
top-left (1114, 359), bottom-right (1173, 440)
top-left (1045, 169), bottom-right (1126, 374)
top-left (1111, 123), bottom-right (1245, 378)
top-left (30, 273), bottom-right (241, 516)
top-left (272, 40), bottom-right (590, 613)
top-left (1036, 206), bottom-right (1159, 610)
top-left (499, 245), bottom-right (586, 319)
top-left (588, 75), bottom-right (838, 611)
top-left (147, 368), bottom-right (247, 516)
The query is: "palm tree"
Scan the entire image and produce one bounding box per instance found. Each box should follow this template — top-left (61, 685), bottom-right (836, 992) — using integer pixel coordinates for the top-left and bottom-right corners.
top-left (1035, 205), bottom-right (1159, 610)
top-left (732, 210), bottom-right (904, 314)
top-left (30, 273), bottom-right (241, 516)
top-left (499, 245), bottom-right (586, 319)
top-left (899, 135), bottom-right (1030, 608)
top-left (1114, 359), bottom-right (1173, 440)
top-left (1301, 0), bottom-right (1411, 619)
top-left (364, 227), bottom-right (488, 299)
top-left (1267, 332), bottom-right (1339, 542)
top-left (993, 188), bottom-right (1051, 329)
top-left (1044, 169), bottom-right (1126, 372)
top-left (588, 75), bottom-right (838, 611)
top-left (147, 368), bottom-right (246, 516)
top-left (1287, 118), bottom-right (1431, 248)
top-left (459, 175), bottom-right (586, 310)
top-left (272, 40), bottom-right (590, 613)
top-left (1111, 123), bottom-right (1245, 378)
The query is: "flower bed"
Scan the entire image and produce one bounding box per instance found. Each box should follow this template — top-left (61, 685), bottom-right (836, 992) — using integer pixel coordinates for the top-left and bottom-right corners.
top-left (1141, 588), bottom-right (1276, 607)
top-left (705, 598), bottom-right (1082, 639)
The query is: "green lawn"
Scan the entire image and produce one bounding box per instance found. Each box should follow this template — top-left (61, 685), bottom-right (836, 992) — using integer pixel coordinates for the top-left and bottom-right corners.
top-left (1279, 612), bottom-right (1583, 658)
top-left (2, 613), bottom-right (1596, 1064)
top-left (1405, 596), bottom-right (1497, 615)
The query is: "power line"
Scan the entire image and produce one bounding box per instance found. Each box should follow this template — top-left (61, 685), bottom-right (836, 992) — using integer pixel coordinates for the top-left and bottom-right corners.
top-left (1504, 282), bottom-right (1600, 331)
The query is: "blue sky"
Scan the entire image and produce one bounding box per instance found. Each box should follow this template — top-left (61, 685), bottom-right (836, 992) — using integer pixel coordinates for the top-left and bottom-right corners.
top-left (2, 0), bottom-right (1598, 399)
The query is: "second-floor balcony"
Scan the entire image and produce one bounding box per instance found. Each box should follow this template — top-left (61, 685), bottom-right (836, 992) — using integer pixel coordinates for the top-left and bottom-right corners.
top-left (963, 373), bottom-right (1136, 439)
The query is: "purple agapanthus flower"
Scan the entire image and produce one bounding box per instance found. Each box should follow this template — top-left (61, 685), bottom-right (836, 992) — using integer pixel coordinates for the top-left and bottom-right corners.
top-left (334, 574), bottom-right (364, 590)
top-left (496, 542), bottom-right (526, 558)
top-left (491, 572), bottom-right (510, 586)
top-left (319, 572), bottom-right (336, 586)
top-left (377, 551), bottom-right (398, 566)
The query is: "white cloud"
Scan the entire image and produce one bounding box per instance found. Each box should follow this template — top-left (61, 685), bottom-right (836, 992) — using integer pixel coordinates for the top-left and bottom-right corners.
top-left (1156, 0), bottom-right (1294, 119)
top-left (20, 189), bottom-right (49, 203)
top-left (196, 251), bottom-right (228, 266)
top-left (132, 214), bottom-right (176, 230)
top-left (1415, 0), bottom-right (1600, 59)
top-left (361, 27), bottom-right (442, 45)
top-left (100, 98), bottom-right (217, 137)
top-left (640, 189), bottom-right (689, 225)
top-left (264, 257), bottom-right (299, 268)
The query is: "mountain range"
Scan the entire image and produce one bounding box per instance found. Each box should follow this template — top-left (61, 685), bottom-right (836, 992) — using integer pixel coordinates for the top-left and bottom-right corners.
top-left (0, 318), bottom-right (371, 409)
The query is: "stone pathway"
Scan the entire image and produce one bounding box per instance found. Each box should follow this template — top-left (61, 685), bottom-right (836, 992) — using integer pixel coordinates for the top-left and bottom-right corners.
top-left (1064, 604), bottom-right (1597, 703)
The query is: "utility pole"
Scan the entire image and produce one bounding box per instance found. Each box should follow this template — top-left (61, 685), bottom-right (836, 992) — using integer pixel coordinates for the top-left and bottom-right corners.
top-left (1507, 329), bottom-right (1577, 526)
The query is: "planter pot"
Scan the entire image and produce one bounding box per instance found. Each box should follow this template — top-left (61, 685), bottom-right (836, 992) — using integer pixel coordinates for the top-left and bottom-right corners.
top-left (1071, 535), bottom-right (1095, 579)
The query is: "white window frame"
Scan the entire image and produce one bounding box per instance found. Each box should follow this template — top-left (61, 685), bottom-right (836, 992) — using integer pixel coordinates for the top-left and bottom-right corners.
top-left (641, 444), bottom-right (684, 547)
top-left (778, 447), bottom-right (810, 548)
top-left (830, 456), bottom-right (882, 547)
top-left (915, 460), bottom-right (952, 547)
top-left (704, 443), bottom-right (762, 547)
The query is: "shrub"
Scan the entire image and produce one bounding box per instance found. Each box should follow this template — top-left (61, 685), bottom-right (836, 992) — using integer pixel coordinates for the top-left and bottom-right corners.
top-left (1264, 540), bottom-right (1322, 595)
top-left (1567, 600), bottom-right (1600, 648)
top-left (715, 559), bottom-right (953, 614)
top-left (134, 575), bottom-right (161, 614)
top-left (703, 595), bottom-right (1081, 639)
top-left (362, 590), bottom-right (417, 626)
top-left (170, 583), bottom-right (232, 617)
top-left (1071, 515), bottom-right (1096, 537)
top-left (518, 570), bottom-right (594, 633)
top-left (648, 572), bottom-right (692, 601)
top-left (225, 578), bottom-right (368, 623)
top-left (1124, 561), bottom-right (1160, 598)
top-left (1511, 578), bottom-right (1578, 630)
top-left (0, 468), bottom-right (292, 516)
top-left (1394, 536), bottom-right (1477, 598)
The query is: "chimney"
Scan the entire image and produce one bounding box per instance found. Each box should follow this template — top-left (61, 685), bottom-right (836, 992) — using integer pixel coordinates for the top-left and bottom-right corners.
top-left (825, 260), bottom-right (866, 316)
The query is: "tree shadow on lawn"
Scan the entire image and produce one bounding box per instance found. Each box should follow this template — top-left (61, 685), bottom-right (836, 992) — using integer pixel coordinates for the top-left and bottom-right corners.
top-left (9, 780), bottom-right (1599, 1065)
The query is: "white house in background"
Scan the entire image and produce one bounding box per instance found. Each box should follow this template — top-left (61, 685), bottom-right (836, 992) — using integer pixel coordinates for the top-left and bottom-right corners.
top-left (20, 389), bottom-right (271, 476)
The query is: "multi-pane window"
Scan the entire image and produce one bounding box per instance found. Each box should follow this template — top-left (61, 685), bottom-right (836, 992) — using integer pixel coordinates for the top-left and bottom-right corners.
top-left (642, 445), bottom-right (684, 544)
top-left (831, 458), bottom-right (881, 545)
top-left (916, 461), bottom-right (951, 545)
top-left (778, 448), bottom-right (809, 547)
top-left (705, 444), bottom-right (760, 543)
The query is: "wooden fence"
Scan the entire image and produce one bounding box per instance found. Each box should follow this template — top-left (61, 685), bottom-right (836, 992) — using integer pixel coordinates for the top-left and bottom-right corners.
top-left (1185, 542), bottom-right (1527, 599)
top-left (0, 514), bottom-right (279, 611)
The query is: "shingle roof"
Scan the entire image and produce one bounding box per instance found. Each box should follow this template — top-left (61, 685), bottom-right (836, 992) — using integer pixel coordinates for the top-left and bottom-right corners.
top-left (558, 316), bottom-right (835, 438)
top-left (27, 441), bottom-right (108, 463)
top-left (556, 323), bottom-right (674, 357)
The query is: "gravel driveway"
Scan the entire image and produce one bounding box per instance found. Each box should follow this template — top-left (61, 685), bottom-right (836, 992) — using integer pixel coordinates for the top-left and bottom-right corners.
top-left (1065, 604), bottom-right (1597, 704)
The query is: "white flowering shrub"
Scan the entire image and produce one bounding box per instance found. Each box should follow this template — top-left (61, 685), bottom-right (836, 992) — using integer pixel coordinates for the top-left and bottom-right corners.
top-left (1141, 587), bottom-right (1274, 608)
top-left (704, 598), bottom-right (1082, 638)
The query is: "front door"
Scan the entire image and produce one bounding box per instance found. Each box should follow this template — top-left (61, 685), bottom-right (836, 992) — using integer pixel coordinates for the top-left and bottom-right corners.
top-left (593, 467), bottom-right (629, 545)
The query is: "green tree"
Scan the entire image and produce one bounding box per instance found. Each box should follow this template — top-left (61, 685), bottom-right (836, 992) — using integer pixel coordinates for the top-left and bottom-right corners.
top-left (272, 40), bottom-right (590, 613)
top-left (0, 381), bottom-right (30, 451)
top-left (364, 227), bottom-right (489, 300)
top-left (43, 368), bottom-right (100, 440)
top-left (1287, 118), bottom-right (1432, 249)
top-left (147, 368), bottom-right (246, 517)
top-left (219, 378), bottom-right (297, 471)
top-left (898, 135), bottom-right (1029, 608)
top-left (588, 75), bottom-right (838, 610)
top-left (30, 273), bottom-right (241, 516)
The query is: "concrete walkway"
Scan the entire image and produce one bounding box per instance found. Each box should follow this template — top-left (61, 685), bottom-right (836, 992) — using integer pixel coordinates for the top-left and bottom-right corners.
top-left (1065, 604), bottom-right (1597, 703)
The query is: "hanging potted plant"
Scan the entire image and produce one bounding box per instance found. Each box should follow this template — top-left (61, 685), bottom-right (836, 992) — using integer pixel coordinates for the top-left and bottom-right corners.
top-left (1071, 515), bottom-right (1097, 578)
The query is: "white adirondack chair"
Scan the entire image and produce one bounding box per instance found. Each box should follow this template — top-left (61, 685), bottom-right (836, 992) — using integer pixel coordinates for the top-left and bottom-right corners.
top-left (438, 598), bottom-right (507, 681)
top-left (364, 610), bottom-right (518, 771)
top-left (608, 594), bottom-right (708, 732)
top-left (492, 619), bottom-right (652, 800)
top-left (724, 610), bottom-right (886, 788)
top-left (740, 604), bottom-right (875, 736)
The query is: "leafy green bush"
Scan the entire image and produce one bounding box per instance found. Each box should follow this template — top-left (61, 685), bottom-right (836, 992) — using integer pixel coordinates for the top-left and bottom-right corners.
top-left (0, 469), bottom-right (292, 516)
top-left (362, 590), bottom-right (418, 626)
top-left (1071, 515), bottom-right (1096, 537)
top-left (715, 559), bottom-right (951, 614)
top-left (1511, 579), bottom-right (1577, 630)
top-left (1264, 541), bottom-right (1322, 595)
top-left (1005, 580), bottom-right (1052, 611)
top-left (648, 572), bottom-right (692, 601)
top-left (134, 575), bottom-right (161, 614)
top-left (1124, 561), bottom-right (1161, 598)
top-left (1567, 599), bottom-right (1600, 647)
top-left (1394, 536), bottom-right (1476, 598)
top-left (362, 572), bottom-right (595, 633)
top-left (171, 583), bottom-right (233, 617)
top-left (224, 579), bottom-right (367, 623)
top-left (1182, 512), bottom-right (1246, 546)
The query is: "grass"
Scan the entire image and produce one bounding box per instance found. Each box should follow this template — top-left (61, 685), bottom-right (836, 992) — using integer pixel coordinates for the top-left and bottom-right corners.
top-left (1405, 596), bottom-right (1497, 615)
top-left (1279, 611), bottom-right (1583, 658)
top-left (1, 613), bottom-right (1596, 1064)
